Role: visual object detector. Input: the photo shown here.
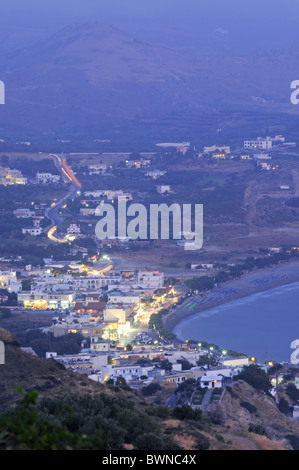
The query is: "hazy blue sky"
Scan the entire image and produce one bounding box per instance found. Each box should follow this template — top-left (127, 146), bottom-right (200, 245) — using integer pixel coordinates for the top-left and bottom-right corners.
top-left (1, 0), bottom-right (299, 53)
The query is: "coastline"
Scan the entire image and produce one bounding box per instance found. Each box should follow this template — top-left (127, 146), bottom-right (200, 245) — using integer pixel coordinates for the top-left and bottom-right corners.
top-left (162, 259), bottom-right (299, 337)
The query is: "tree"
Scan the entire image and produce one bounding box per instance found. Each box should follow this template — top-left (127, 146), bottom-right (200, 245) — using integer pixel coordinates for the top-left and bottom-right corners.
top-left (142, 383), bottom-right (162, 397)
top-left (286, 384), bottom-right (299, 402)
top-left (197, 354), bottom-right (220, 369)
top-left (267, 363), bottom-right (283, 376)
top-left (133, 433), bottom-right (165, 450)
top-left (21, 279), bottom-right (32, 291)
top-left (236, 365), bottom-right (272, 394)
top-left (0, 308), bottom-right (12, 320)
top-left (172, 405), bottom-right (202, 421)
top-left (160, 359), bottom-right (172, 372)
top-left (177, 359), bottom-right (193, 370)
top-left (115, 376), bottom-right (127, 387)
top-left (278, 397), bottom-right (290, 415)
top-left (0, 390), bottom-right (103, 450)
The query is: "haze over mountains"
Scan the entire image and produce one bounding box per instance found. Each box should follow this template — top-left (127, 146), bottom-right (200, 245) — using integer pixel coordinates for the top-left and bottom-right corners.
top-left (0, 19), bottom-right (299, 143)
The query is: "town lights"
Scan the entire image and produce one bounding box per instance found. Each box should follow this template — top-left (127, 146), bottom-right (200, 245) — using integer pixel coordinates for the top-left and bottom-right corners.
top-left (250, 357), bottom-right (257, 363)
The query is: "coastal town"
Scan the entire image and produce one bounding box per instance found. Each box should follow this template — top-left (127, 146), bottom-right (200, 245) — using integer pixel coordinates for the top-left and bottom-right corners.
top-left (3, 3), bottom-right (299, 452)
top-left (1, 257), bottom-right (299, 422)
top-left (1, 132), bottom-right (299, 426)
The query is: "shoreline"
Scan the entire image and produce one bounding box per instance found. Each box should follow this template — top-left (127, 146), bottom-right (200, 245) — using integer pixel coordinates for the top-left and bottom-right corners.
top-left (162, 259), bottom-right (299, 338)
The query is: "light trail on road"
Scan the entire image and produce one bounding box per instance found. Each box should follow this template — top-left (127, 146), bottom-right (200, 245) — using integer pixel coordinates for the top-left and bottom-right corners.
top-left (50, 153), bottom-right (82, 187)
top-left (46, 153), bottom-right (82, 243)
top-left (47, 225), bottom-right (66, 243)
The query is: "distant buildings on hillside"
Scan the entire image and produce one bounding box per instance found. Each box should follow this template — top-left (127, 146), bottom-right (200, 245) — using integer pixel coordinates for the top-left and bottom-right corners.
top-left (156, 142), bottom-right (190, 155)
top-left (244, 135), bottom-right (296, 150)
top-left (0, 167), bottom-right (27, 185)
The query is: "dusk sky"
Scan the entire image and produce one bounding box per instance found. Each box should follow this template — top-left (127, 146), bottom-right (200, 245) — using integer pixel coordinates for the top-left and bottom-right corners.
top-left (1, 0), bottom-right (299, 53)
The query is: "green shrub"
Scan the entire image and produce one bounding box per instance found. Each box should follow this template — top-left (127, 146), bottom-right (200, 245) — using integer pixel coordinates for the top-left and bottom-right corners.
top-left (248, 424), bottom-right (267, 436)
top-left (236, 365), bottom-right (272, 394)
top-left (240, 402), bottom-right (257, 414)
top-left (172, 405), bottom-right (202, 421)
top-left (142, 383), bottom-right (162, 396)
top-left (286, 384), bottom-right (299, 402)
top-left (278, 397), bottom-right (290, 415)
top-left (0, 390), bottom-right (103, 450)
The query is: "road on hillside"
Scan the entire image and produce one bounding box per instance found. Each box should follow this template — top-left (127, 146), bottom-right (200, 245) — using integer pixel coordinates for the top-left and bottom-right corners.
top-left (44, 154), bottom-right (82, 242)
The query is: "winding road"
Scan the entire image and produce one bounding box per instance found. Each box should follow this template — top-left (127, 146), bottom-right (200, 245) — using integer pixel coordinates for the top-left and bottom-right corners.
top-left (44, 154), bottom-right (82, 243)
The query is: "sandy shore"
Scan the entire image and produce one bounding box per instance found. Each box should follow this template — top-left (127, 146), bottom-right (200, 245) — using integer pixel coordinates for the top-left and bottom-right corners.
top-left (163, 259), bottom-right (299, 335)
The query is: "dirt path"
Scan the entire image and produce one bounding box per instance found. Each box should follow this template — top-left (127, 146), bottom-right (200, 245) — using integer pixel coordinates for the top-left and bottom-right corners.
top-left (244, 184), bottom-right (263, 231)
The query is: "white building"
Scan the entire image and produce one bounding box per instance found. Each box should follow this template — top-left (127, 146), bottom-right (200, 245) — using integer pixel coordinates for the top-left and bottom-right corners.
top-left (103, 306), bottom-right (128, 323)
top-left (244, 139), bottom-right (272, 150)
top-left (14, 208), bottom-right (35, 218)
top-left (90, 337), bottom-right (111, 352)
top-left (0, 271), bottom-right (22, 292)
top-left (145, 170), bottom-right (167, 179)
top-left (136, 271), bottom-right (164, 290)
top-left (199, 373), bottom-right (228, 389)
top-left (17, 290), bottom-right (74, 310)
top-left (157, 185), bottom-right (171, 194)
top-left (67, 222), bottom-right (81, 234)
top-left (53, 352), bottom-right (108, 373)
top-left (107, 290), bottom-right (141, 306)
top-left (109, 364), bottom-right (154, 382)
top-left (203, 145), bottom-right (230, 154)
top-left (221, 357), bottom-right (249, 367)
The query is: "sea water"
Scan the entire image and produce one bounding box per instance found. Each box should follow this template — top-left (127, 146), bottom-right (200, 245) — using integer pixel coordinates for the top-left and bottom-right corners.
top-left (173, 282), bottom-right (299, 362)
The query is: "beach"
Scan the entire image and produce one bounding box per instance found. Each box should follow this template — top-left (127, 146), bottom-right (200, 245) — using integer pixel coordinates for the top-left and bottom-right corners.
top-left (163, 259), bottom-right (299, 336)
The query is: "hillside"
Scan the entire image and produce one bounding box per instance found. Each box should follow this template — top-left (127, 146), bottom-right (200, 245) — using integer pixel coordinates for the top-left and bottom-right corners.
top-left (0, 327), bottom-right (298, 450)
top-left (0, 328), bottom-right (103, 412)
top-left (218, 381), bottom-right (299, 450)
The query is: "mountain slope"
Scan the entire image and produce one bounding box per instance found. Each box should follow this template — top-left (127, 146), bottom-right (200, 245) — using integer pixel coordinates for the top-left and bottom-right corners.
top-left (1, 21), bottom-right (298, 138)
